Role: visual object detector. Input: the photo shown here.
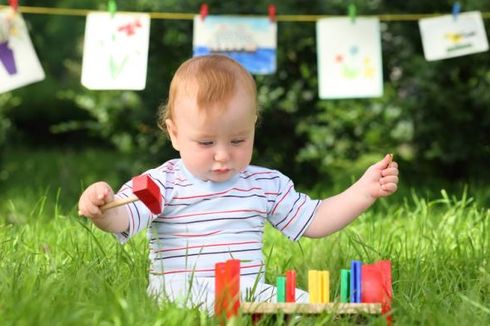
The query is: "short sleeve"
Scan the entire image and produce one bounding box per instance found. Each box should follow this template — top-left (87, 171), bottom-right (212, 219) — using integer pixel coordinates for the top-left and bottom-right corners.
top-left (266, 171), bottom-right (320, 241)
top-left (114, 169), bottom-right (167, 244)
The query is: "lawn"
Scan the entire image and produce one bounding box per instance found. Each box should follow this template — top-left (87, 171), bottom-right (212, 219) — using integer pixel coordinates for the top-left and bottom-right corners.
top-left (0, 148), bottom-right (488, 325)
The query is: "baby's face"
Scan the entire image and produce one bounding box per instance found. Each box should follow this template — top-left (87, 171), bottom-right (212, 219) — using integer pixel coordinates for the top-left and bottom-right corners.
top-left (167, 88), bottom-right (256, 183)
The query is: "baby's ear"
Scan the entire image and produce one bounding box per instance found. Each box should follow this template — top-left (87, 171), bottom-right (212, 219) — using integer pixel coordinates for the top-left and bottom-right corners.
top-left (165, 119), bottom-right (180, 151)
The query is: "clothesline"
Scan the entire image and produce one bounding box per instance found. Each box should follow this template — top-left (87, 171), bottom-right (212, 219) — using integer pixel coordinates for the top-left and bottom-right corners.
top-left (2, 5), bottom-right (490, 22)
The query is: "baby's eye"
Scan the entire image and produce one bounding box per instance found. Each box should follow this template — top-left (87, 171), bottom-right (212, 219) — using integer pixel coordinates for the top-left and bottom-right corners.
top-left (198, 141), bottom-right (214, 146)
top-left (231, 139), bottom-right (245, 145)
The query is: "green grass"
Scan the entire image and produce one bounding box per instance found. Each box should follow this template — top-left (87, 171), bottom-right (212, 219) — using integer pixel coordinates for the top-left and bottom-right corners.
top-left (0, 148), bottom-right (488, 325)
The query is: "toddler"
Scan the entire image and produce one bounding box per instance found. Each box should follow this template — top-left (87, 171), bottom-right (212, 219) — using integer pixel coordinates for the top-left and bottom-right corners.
top-left (78, 54), bottom-right (399, 312)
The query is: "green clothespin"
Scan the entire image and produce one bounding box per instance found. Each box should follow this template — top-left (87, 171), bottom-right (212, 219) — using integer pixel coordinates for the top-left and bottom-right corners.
top-left (348, 3), bottom-right (357, 24)
top-left (108, 0), bottom-right (117, 18)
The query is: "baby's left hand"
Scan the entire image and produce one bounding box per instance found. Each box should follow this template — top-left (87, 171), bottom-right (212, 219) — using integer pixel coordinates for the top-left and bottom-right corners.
top-left (360, 154), bottom-right (399, 199)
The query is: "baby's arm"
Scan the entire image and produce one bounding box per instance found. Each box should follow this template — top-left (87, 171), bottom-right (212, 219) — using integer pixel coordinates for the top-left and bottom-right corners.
top-left (304, 154), bottom-right (398, 238)
top-left (78, 181), bottom-right (130, 233)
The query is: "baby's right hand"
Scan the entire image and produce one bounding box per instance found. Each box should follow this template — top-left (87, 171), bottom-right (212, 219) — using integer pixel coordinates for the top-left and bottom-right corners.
top-left (78, 182), bottom-right (114, 219)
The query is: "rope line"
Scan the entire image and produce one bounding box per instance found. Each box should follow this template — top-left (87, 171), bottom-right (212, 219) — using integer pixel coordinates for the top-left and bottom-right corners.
top-left (1, 5), bottom-right (490, 22)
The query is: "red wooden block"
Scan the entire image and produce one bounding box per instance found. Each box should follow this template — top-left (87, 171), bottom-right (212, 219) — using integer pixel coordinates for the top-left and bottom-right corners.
top-left (132, 174), bottom-right (162, 214)
top-left (225, 259), bottom-right (241, 318)
top-left (215, 262), bottom-right (227, 317)
top-left (361, 260), bottom-right (393, 324)
top-left (286, 270), bottom-right (296, 302)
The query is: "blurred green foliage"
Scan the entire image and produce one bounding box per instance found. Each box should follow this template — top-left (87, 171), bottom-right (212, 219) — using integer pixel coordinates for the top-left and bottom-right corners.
top-left (1, 0), bottom-right (489, 188)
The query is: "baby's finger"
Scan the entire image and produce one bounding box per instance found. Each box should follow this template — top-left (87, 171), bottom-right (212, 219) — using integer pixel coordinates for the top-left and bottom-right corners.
top-left (382, 166), bottom-right (399, 177)
top-left (87, 205), bottom-right (103, 219)
top-left (380, 175), bottom-right (399, 185)
top-left (381, 182), bottom-right (398, 193)
top-left (91, 187), bottom-right (109, 205)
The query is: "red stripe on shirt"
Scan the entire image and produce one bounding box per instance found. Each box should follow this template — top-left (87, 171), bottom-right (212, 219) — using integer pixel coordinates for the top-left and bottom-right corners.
top-left (172, 230), bottom-right (222, 237)
top-left (163, 208), bottom-right (267, 219)
top-left (150, 263), bottom-right (264, 275)
top-left (280, 197), bottom-right (307, 231)
top-left (243, 171), bottom-right (276, 178)
top-left (154, 240), bottom-right (261, 253)
top-left (173, 187), bottom-right (262, 200)
top-left (270, 184), bottom-right (293, 215)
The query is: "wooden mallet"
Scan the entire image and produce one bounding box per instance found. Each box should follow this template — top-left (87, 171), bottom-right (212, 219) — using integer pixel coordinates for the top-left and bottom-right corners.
top-left (101, 174), bottom-right (162, 214)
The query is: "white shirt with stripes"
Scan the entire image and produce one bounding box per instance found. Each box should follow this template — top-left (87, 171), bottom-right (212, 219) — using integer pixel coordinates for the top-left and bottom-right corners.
top-left (114, 159), bottom-right (320, 305)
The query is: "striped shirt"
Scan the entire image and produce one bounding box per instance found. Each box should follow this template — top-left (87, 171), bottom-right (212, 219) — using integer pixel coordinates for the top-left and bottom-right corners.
top-left (115, 159), bottom-right (320, 278)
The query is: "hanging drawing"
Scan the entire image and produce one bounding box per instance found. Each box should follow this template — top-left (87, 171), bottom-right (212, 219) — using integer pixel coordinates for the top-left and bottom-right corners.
top-left (316, 17), bottom-right (383, 99)
top-left (0, 7), bottom-right (45, 93)
top-left (81, 12), bottom-right (150, 90)
top-left (193, 15), bottom-right (277, 75)
top-left (418, 11), bottom-right (489, 61)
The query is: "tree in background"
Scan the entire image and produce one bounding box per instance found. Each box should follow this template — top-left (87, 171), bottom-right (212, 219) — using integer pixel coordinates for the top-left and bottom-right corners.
top-left (1, 0), bottom-right (489, 189)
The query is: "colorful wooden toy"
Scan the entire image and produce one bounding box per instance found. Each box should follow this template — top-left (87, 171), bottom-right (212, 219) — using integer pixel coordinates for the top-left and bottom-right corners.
top-left (101, 174), bottom-right (162, 214)
top-left (215, 259), bottom-right (241, 319)
top-left (285, 270), bottom-right (296, 302)
top-left (340, 269), bottom-right (350, 303)
top-left (308, 270), bottom-right (330, 303)
top-left (320, 271), bottom-right (330, 303)
top-left (350, 260), bottom-right (362, 303)
top-left (215, 262), bottom-right (227, 317)
top-left (308, 270), bottom-right (319, 303)
top-left (361, 260), bottom-right (393, 323)
top-left (276, 276), bottom-right (286, 302)
top-left (216, 260), bottom-right (392, 321)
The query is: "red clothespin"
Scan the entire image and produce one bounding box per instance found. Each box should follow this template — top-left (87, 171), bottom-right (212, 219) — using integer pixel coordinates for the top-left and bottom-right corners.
top-left (200, 3), bottom-right (208, 21)
top-left (9, 0), bottom-right (18, 12)
top-left (268, 4), bottom-right (276, 22)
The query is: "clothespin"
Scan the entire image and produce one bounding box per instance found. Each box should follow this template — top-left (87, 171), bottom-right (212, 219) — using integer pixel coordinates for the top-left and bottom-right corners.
top-left (8, 0), bottom-right (18, 12)
top-left (452, 2), bottom-right (461, 21)
top-left (268, 4), bottom-right (276, 23)
top-left (108, 0), bottom-right (117, 18)
top-left (348, 3), bottom-right (357, 24)
top-left (200, 3), bottom-right (208, 21)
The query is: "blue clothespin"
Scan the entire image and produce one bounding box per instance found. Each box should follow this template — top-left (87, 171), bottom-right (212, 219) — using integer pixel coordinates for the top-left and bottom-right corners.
top-left (452, 2), bottom-right (461, 21)
top-left (348, 3), bottom-right (357, 24)
top-left (108, 0), bottom-right (117, 18)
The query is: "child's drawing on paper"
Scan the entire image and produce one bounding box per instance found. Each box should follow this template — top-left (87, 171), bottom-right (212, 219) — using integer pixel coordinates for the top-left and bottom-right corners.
top-left (334, 45), bottom-right (376, 80)
top-left (418, 11), bottom-right (489, 61)
top-left (81, 13), bottom-right (150, 90)
top-left (0, 8), bottom-right (45, 93)
top-left (316, 17), bottom-right (383, 99)
top-left (193, 16), bottom-right (277, 74)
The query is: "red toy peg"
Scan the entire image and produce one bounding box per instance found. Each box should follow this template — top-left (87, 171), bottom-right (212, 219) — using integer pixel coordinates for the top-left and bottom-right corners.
top-left (225, 259), bottom-right (241, 318)
top-left (200, 3), bottom-right (208, 21)
top-left (101, 174), bottom-right (162, 214)
top-left (215, 262), bottom-right (227, 317)
top-left (361, 260), bottom-right (393, 324)
top-left (268, 4), bottom-right (276, 22)
top-left (285, 270), bottom-right (296, 302)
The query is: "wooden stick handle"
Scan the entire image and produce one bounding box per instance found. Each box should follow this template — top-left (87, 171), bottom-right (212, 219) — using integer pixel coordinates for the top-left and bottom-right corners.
top-left (101, 195), bottom-right (138, 211)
